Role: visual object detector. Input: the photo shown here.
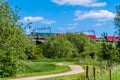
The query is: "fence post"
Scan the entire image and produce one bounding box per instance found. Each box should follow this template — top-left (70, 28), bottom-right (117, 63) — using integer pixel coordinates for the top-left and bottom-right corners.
top-left (93, 66), bottom-right (96, 80)
top-left (110, 69), bottom-right (112, 80)
top-left (86, 66), bottom-right (90, 80)
top-left (100, 65), bottom-right (102, 75)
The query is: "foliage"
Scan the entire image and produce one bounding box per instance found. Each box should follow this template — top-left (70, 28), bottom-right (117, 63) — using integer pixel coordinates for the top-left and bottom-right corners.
top-left (99, 42), bottom-right (119, 62)
top-left (64, 33), bottom-right (88, 53)
top-left (42, 36), bottom-right (77, 58)
top-left (34, 45), bottom-right (44, 59)
top-left (64, 33), bottom-right (100, 59)
top-left (0, 0), bottom-right (35, 77)
top-left (114, 5), bottom-right (120, 36)
top-left (25, 42), bottom-right (36, 60)
top-left (83, 40), bottom-right (100, 59)
top-left (114, 5), bottom-right (120, 62)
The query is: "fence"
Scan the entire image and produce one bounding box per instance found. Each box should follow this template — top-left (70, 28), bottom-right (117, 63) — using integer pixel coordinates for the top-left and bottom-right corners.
top-left (85, 65), bottom-right (112, 80)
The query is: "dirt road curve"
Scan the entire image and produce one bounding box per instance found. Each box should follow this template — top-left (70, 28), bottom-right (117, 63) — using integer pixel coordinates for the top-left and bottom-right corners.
top-left (10, 65), bottom-right (84, 80)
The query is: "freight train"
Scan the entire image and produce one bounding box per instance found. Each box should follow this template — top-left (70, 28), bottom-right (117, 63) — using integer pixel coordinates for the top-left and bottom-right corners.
top-left (32, 32), bottom-right (119, 44)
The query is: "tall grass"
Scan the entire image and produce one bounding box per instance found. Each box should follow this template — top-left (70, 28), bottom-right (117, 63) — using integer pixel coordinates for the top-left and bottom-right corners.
top-left (33, 58), bottom-right (78, 62)
top-left (16, 60), bottom-right (70, 77)
top-left (76, 58), bottom-right (107, 66)
top-left (96, 65), bottom-right (120, 80)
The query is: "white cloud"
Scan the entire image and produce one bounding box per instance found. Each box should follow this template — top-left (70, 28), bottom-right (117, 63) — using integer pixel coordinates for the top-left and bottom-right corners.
top-left (51, 0), bottom-right (106, 7)
top-left (93, 22), bottom-right (106, 27)
top-left (67, 27), bottom-right (75, 30)
top-left (41, 19), bottom-right (55, 24)
top-left (23, 16), bottom-right (44, 22)
top-left (59, 27), bottom-right (65, 31)
top-left (21, 16), bottom-right (55, 25)
top-left (94, 23), bottom-right (103, 26)
top-left (68, 22), bottom-right (78, 27)
top-left (83, 32), bottom-right (93, 35)
top-left (74, 10), bottom-right (115, 21)
top-left (67, 22), bottom-right (78, 30)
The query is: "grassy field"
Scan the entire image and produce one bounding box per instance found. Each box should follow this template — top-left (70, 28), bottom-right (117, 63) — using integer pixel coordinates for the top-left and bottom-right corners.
top-left (4, 58), bottom-right (120, 80)
top-left (0, 78), bottom-right (7, 80)
top-left (38, 59), bottom-right (112, 80)
top-left (96, 65), bottom-right (120, 80)
top-left (15, 61), bottom-right (70, 77)
top-left (40, 63), bottom-right (120, 80)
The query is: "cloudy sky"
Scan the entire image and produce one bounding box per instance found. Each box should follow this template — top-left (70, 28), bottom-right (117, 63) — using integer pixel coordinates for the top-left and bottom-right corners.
top-left (9, 0), bottom-right (120, 37)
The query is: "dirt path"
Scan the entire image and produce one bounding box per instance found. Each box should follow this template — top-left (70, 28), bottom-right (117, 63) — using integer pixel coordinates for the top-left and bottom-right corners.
top-left (10, 65), bottom-right (84, 80)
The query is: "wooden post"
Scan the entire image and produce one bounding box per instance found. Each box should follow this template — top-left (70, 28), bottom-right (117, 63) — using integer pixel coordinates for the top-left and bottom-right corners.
top-left (86, 66), bottom-right (90, 80)
top-left (110, 69), bottom-right (112, 80)
top-left (100, 65), bottom-right (102, 75)
top-left (93, 66), bottom-right (96, 80)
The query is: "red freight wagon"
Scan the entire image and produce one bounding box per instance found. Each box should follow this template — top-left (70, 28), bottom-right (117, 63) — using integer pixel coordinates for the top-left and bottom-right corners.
top-left (105, 36), bottom-right (116, 39)
top-left (57, 33), bottom-right (63, 37)
top-left (87, 35), bottom-right (96, 39)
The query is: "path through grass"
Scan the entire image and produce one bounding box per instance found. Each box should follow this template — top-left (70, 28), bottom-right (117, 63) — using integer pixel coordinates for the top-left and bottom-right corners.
top-left (16, 61), bottom-right (70, 77)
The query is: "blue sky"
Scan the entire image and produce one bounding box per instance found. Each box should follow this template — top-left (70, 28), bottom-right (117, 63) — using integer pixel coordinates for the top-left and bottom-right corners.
top-left (8, 0), bottom-right (120, 37)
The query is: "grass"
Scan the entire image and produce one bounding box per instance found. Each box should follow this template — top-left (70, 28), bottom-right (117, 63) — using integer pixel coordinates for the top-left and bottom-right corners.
top-left (15, 61), bottom-right (70, 77)
top-left (39, 65), bottom-right (109, 80)
top-left (40, 73), bottom-right (86, 80)
top-left (96, 65), bottom-right (120, 80)
top-left (33, 59), bottom-right (120, 80)
top-left (39, 59), bottom-right (109, 80)
top-left (33, 58), bottom-right (78, 63)
top-left (7, 58), bottom-right (120, 80)
top-left (0, 78), bottom-right (7, 80)
top-left (75, 58), bottom-right (107, 66)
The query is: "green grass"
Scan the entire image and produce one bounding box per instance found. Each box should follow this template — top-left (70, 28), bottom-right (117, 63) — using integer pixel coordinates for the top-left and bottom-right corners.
top-left (96, 65), bottom-right (120, 80)
top-left (76, 58), bottom-right (107, 66)
top-left (33, 58), bottom-right (78, 63)
top-left (15, 61), bottom-right (70, 77)
top-left (8, 58), bottom-right (120, 80)
top-left (40, 73), bottom-right (86, 80)
top-left (0, 78), bottom-right (7, 80)
top-left (39, 59), bottom-right (108, 80)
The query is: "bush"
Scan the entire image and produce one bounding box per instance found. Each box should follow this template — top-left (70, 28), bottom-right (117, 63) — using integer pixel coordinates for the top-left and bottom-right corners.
top-left (0, 0), bottom-right (35, 77)
top-left (42, 36), bottom-right (77, 58)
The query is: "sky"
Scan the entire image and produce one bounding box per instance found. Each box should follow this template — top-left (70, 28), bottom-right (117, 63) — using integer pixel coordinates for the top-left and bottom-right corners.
top-left (8, 0), bottom-right (120, 37)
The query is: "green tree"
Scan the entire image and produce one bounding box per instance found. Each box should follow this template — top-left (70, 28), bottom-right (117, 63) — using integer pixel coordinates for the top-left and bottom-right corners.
top-left (114, 5), bottom-right (120, 50)
top-left (99, 43), bottom-right (119, 62)
top-left (83, 40), bottom-right (100, 59)
top-left (42, 36), bottom-right (77, 58)
top-left (64, 33), bottom-right (91, 55)
top-left (0, 0), bottom-right (35, 77)
top-left (114, 5), bottom-right (120, 37)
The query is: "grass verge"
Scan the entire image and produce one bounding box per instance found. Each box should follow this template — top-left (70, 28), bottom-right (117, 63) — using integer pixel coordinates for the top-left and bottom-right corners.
top-left (15, 61), bottom-right (70, 77)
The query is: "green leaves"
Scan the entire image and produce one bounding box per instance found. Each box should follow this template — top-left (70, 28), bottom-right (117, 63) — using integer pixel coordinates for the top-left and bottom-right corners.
top-left (0, 0), bottom-right (35, 77)
top-left (42, 36), bottom-right (76, 58)
top-left (114, 5), bottom-right (120, 36)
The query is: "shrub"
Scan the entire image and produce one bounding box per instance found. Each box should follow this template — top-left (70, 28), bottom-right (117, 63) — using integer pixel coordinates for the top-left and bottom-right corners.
top-left (42, 36), bottom-right (77, 58)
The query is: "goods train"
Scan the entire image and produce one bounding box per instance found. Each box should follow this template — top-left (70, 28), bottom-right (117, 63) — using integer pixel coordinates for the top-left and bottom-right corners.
top-left (32, 32), bottom-right (119, 44)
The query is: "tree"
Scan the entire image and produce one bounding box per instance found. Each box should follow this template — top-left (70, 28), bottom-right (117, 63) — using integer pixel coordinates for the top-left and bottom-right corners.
top-left (42, 36), bottom-right (77, 58)
top-left (64, 33), bottom-right (90, 54)
top-left (0, 0), bottom-right (35, 77)
top-left (83, 40), bottom-right (100, 59)
top-left (114, 5), bottom-right (120, 49)
top-left (114, 5), bottom-right (120, 37)
top-left (99, 43), bottom-right (119, 62)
